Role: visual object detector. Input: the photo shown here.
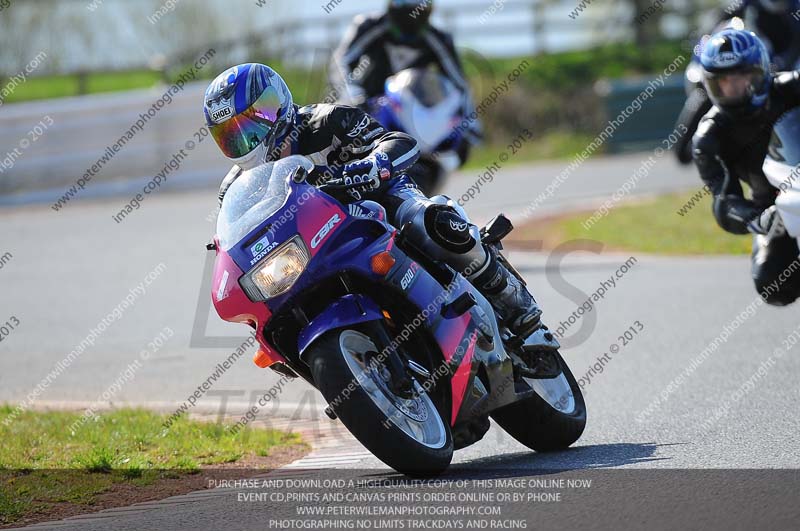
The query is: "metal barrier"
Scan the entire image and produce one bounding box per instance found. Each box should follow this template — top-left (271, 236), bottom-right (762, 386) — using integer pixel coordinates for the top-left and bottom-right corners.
top-left (597, 77), bottom-right (688, 153)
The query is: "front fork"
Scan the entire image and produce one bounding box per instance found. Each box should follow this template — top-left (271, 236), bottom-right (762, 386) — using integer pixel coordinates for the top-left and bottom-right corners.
top-left (369, 322), bottom-right (415, 398)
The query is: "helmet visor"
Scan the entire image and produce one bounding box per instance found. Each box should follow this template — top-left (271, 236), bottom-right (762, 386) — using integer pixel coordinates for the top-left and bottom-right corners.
top-left (209, 87), bottom-right (283, 159)
top-left (704, 68), bottom-right (765, 108)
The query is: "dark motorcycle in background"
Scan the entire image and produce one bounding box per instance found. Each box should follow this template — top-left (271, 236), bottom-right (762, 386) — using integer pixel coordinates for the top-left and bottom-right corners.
top-left (367, 68), bottom-right (469, 195)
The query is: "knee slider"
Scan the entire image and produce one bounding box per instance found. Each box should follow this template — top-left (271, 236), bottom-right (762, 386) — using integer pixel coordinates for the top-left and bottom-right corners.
top-left (424, 205), bottom-right (477, 254)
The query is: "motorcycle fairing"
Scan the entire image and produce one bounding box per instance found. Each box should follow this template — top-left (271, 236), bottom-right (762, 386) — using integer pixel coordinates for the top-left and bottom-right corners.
top-left (297, 294), bottom-right (384, 358)
top-left (211, 244), bottom-right (286, 365)
top-left (382, 252), bottom-right (525, 425)
top-left (225, 184), bottom-right (347, 274)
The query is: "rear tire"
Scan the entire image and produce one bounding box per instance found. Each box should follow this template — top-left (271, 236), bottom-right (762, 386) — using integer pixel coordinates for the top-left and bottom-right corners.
top-left (491, 351), bottom-right (586, 452)
top-left (307, 324), bottom-right (453, 476)
top-left (674, 88), bottom-right (712, 165)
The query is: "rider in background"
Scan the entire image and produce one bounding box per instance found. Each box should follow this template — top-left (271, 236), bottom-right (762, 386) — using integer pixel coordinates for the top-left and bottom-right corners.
top-left (722, 0), bottom-right (800, 70)
top-left (693, 29), bottom-right (800, 305)
top-left (204, 63), bottom-right (544, 338)
top-left (329, 0), bottom-right (481, 167)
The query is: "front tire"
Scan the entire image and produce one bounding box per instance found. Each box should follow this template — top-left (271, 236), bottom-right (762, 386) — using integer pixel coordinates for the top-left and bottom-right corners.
top-left (491, 350), bottom-right (586, 452)
top-left (307, 325), bottom-right (453, 476)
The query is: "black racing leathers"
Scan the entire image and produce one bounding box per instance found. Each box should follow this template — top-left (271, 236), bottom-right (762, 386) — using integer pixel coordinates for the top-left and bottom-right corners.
top-left (693, 71), bottom-right (800, 230)
top-left (281, 103), bottom-right (419, 189)
top-left (692, 71), bottom-right (800, 305)
top-left (219, 103), bottom-right (420, 204)
top-left (329, 13), bottom-right (481, 145)
top-left (284, 104), bottom-right (419, 189)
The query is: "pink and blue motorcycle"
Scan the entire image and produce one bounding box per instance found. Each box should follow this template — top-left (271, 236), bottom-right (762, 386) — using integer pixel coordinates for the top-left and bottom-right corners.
top-left (209, 155), bottom-right (586, 475)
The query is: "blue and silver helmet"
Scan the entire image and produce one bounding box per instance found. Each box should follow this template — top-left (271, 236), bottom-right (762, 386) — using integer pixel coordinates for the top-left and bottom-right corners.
top-left (700, 29), bottom-right (771, 115)
top-left (204, 63), bottom-right (294, 169)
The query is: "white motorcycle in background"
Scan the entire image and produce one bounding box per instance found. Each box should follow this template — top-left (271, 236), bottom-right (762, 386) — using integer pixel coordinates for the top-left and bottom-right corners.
top-left (367, 68), bottom-right (468, 195)
top-left (763, 108), bottom-right (800, 248)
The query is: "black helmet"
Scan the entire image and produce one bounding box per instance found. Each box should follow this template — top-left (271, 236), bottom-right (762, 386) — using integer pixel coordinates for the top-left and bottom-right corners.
top-left (387, 0), bottom-right (432, 39)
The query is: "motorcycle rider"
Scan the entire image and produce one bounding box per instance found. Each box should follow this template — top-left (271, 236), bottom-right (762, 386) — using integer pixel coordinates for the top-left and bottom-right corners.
top-left (329, 0), bottom-right (481, 166)
top-left (723, 0), bottom-right (800, 70)
top-left (674, 0), bottom-right (800, 165)
top-left (693, 29), bottom-right (800, 305)
top-left (204, 63), bottom-right (542, 337)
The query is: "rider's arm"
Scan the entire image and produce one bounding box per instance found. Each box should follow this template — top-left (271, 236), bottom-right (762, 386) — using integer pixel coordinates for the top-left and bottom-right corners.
top-left (329, 15), bottom-right (385, 105)
top-left (332, 105), bottom-right (420, 178)
top-left (693, 110), bottom-right (759, 234)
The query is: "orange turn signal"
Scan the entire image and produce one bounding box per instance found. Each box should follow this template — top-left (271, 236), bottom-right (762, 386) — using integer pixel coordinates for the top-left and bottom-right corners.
top-left (253, 349), bottom-right (274, 369)
top-left (370, 251), bottom-right (396, 275)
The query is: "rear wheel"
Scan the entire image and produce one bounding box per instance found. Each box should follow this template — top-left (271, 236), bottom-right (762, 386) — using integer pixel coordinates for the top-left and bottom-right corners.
top-left (674, 88), bottom-right (712, 165)
top-left (491, 350), bottom-right (586, 452)
top-left (307, 324), bottom-right (453, 476)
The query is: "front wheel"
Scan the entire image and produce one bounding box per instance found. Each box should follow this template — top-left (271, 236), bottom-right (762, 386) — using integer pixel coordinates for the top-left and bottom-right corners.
top-left (491, 350), bottom-right (586, 452)
top-left (307, 324), bottom-right (453, 476)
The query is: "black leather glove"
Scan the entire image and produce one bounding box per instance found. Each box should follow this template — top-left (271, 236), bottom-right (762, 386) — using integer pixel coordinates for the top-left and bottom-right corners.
top-left (341, 152), bottom-right (393, 200)
top-left (712, 194), bottom-right (761, 235)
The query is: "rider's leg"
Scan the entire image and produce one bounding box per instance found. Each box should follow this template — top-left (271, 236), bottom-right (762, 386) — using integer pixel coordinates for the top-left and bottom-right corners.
top-left (751, 232), bottom-right (800, 306)
top-left (381, 177), bottom-right (542, 338)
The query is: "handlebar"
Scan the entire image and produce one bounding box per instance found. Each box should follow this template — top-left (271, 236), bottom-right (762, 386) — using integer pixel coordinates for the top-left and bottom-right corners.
top-left (317, 178), bottom-right (365, 194)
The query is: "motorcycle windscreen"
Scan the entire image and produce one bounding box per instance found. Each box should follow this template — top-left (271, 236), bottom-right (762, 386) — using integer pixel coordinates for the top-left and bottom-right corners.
top-left (216, 155), bottom-right (315, 250)
top-left (386, 68), bottom-right (463, 151)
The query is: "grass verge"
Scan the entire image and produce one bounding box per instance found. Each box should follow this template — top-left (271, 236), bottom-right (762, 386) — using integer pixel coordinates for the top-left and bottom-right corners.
top-left (0, 407), bottom-right (305, 527)
top-left (1, 70), bottom-right (166, 104)
top-left (509, 191), bottom-right (752, 255)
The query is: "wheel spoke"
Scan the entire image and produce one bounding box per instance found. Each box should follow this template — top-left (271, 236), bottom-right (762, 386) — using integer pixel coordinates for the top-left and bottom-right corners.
top-left (338, 330), bottom-right (447, 449)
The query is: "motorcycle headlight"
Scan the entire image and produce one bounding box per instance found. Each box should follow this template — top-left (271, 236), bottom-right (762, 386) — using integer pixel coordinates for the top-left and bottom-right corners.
top-left (241, 236), bottom-right (309, 301)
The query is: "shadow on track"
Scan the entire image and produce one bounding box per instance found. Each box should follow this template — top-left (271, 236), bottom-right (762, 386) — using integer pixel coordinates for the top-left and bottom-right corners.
top-left (358, 442), bottom-right (676, 483)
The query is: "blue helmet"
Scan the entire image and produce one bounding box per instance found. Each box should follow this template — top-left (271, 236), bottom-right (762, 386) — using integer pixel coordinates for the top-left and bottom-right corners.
top-left (700, 29), bottom-right (771, 115)
top-left (204, 63), bottom-right (294, 169)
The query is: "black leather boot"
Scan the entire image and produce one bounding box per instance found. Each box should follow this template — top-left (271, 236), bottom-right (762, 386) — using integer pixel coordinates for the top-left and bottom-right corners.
top-left (469, 247), bottom-right (542, 338)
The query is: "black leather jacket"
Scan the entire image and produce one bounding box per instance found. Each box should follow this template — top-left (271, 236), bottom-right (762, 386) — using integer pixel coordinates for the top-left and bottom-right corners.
top-left (692, 71), bottom-right (800, 232)
top-left (329, 12), bottom-right (481, 144)
top-left (219, 103), bottom-right (420, 205)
